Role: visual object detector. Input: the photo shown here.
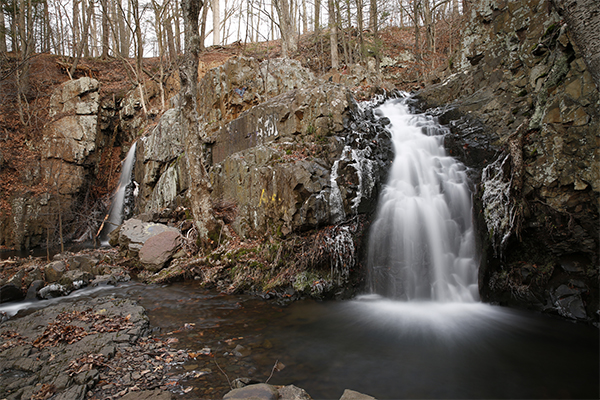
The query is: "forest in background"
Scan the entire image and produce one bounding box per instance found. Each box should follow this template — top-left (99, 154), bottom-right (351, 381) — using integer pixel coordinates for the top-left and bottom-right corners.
top-left (0, 0), bottom-right (466, 250)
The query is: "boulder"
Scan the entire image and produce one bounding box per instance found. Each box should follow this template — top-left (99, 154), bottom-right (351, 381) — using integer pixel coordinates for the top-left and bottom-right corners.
top-left (551, 282), bottom-right (589, 321)
top-left (0, 283), bottom-right (23, 303)
top-left (339, 389), bottom-right (376, 400)
top-left (138, 230), bottom-right (183, 272)
top-left (68, 255), bottom-right (101, 275)
top-left (25, 280), bottom-right (44, 300)
top-left (59, 270), bottom-right (94, 291)
top-left (44, 260), bottom-right (67, 283)
top-left (278, 385), bottom-right (313, 400)
top-left (223, 383), bottom-right (279, 400)
top-left (113, 218), bottom-right (180, 254)
top-left (38, 283), bottom-right (68, 299)
top-left (48, 76), bottom-right (100, 118)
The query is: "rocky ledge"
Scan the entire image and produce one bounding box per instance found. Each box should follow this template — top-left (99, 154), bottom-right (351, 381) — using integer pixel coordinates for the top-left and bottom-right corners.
top-left (1, 289), bottom-right (376, 400)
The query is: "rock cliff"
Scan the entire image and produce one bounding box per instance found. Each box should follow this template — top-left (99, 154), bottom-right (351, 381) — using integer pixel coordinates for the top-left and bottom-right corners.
top-left (0, 78), bottom-right (102, 249)
top-left (134, 58), bottom-right (393, 236)
top-left (131, 57), bottom-right (393, 295)
top-left (415, 0), bottom-right (599, 323)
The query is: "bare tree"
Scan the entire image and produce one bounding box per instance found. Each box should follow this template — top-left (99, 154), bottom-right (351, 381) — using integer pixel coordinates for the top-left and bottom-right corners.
top-left (314, 0), bottom-right (320, 32)
top-left (274, 0), bottom-right (297, 57)
top-left (329, 0), bottom-right (339, 68)
top-left (0, 5), bottom-right (6, 54)
top-left (70, 0), bottom-right (94, 78)
top-left (100, 0), bottom-right (110, 58)
top-left (212, 0), bottom-right (219, 45)
top-left (180, 0), bottom-right (216, 240)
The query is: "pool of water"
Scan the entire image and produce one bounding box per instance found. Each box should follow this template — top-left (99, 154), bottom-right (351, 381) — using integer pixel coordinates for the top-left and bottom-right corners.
top-left (2, 282), bottom-right (598, 399)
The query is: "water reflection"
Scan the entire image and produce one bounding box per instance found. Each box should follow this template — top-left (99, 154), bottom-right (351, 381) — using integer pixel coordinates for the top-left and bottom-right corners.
top-left (2, 283), bottom-right (598, 399)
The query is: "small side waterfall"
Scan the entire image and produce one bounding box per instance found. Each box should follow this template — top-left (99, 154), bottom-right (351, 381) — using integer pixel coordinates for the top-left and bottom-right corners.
top-left (100, 142), bottom-right (137, 242)
top-left (367, 99), bottom-right (478, 302)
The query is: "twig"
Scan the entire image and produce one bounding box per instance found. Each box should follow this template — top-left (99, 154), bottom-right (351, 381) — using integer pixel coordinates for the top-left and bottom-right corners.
top-left (214, 357), bottom-right (232, 389)
top-left (265, 359), bottom-right (279, 384)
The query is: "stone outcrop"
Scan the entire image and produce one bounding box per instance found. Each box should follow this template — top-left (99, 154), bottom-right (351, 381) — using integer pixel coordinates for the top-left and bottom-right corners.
top-left (415, 0), bottom-right (599, 323)
top-left (134, 57), bottom-right (319, 217)
top-left (0, 297), bottom-right (149, 400)
top-left (42, 77), bottom-right (100, 193)
top-left (135, 57), bottom-right (393, 243)
top-left (0, 77), bottom-right (102, 250)
top-left (209, 84), bottom-right (392, 238)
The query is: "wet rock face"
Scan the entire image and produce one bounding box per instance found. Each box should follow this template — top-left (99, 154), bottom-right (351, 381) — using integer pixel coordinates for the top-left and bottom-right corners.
top-left (135, 56), bottom-right (393, 240)
top-left (134, 57), bottom-right (319, 216)
top-left (415, 0), bottom-right (599, 323)
top-left (208, 87), bottom-right (392, 238)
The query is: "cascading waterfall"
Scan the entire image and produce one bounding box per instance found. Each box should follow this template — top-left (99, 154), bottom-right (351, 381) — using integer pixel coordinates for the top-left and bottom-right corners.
top-left (367, 99), bottom-right (479, 302)
top-left (100, 142), bottom-right (137, 243)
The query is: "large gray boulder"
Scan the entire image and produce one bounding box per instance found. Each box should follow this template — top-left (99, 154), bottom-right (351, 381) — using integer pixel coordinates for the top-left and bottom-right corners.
top-left (110, 218), bottom-right (180, 255)
top-left (138, 230), bottom-right (183, 271)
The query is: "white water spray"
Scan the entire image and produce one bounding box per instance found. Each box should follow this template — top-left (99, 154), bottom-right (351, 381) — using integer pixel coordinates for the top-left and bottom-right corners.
top-left (101, 142), bottom-right (137, 242)
top-left (367, 99), bottom-right (478, 302)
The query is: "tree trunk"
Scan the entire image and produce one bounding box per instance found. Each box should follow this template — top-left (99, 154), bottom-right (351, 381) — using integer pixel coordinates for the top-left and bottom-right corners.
top-left (82, 0), bottom-right (89, 57)
top-left (180, 0), bottom-right (216, 240)
top-left (368, 0), bottom-right (376, 31)
top-left (132, 0), bottom-right (143, 76)
top-left (212, 0), bottom-right (220, 45)
top-left (329, 0), bottom-right (338, 68)
top-left (166, 7), bottom-right (177, 62)
top-left (413, 0), bottom-right (421, 61)
top-left (302, 0), bottom-right (308, 33)
top-left (101, 0), bottom-right (110, 59)
top-left (70, 0), bottom-right (94, 78)
top-left (337, 1), bottom-right (349, 65)
top-left (43, 0), bottom-right (52, 53)
top-left (174, 0), bottom-right (182, 53)
top-left (73, 0), bottom-right (81, 57)
top-left (0, 3), bottom-right (7, 54)
top-left (423, 0), bottom-right (434, 52)
top-left (274, 0), bottom-right (297, 57)
top-left (200, 0), bottom-right (209, 50)
top-left (355, 0), bottom-right (365, 63)
top-left (118, 0), bottom-right (130, 58)
top-left (552, 0), bottom-right (600, 90)
top-left (314, 0), bottom-right (320, 32)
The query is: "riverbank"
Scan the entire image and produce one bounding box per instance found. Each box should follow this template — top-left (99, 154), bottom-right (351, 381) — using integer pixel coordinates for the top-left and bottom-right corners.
top-left (0, 251), bottom-right (380, 400)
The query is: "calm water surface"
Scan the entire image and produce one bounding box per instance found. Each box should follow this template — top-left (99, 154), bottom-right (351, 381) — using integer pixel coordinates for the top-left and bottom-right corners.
top-left (3, 281), bottom-right (598, 399)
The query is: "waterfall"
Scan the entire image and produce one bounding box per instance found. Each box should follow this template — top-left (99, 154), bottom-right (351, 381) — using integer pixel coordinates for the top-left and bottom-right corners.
top-left (367, 99), bottom-right (479, 302)
top-left (101, 142), bottom-right (137, 243)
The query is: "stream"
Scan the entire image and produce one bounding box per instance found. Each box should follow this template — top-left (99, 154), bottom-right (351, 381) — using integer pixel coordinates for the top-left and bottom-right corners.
top-left (3, 281), bottom-right (597, 399)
